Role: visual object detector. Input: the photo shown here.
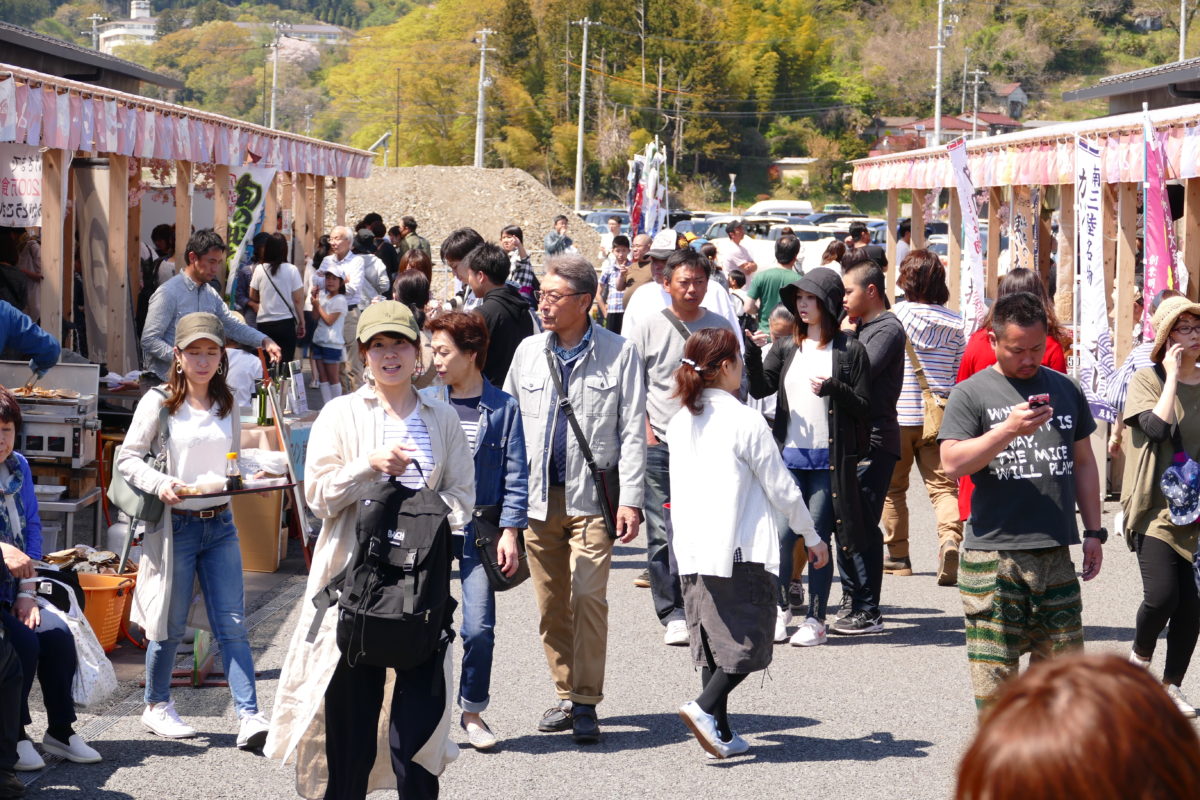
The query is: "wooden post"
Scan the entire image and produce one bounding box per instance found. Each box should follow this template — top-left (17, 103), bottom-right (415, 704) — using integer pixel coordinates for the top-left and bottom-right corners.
top-left (885, 189), bottom-right (899, 302)
top-left (107, 155), bottom-right (130, 372)
top-left (1103, 183), bottom-right (1117, 318)
top-left (948, 187), bottom-right (962, 312)
top-left (281, 173), bottom-right (294, 238)
top-left (911, 190), bottom-right (926, 249)
top-left (1055, 184), bottom-right (1075, 326)
top-left (40, 149), bottom-right (66, 343)
top-left (314, 176), bottom-right (326, 242)
top-left (62, 168), bottom-right (75, 326)
top-left (175, 161), bottom-right (192, 254)
top-left (986, 187), bottom-right (1002, 298)
top-left (263, 172), bottom-right (279, 234)
top-left (1115, 182), bottom-right (1138, 364)
top-left (292, 173), bottom-right (308, 272)
top-left (335, 177), bottom-right (347, 226)
top-left (1183, 177), bottom-right (1200, 301)
top-left (213, 164), bottom-right (230, 243)
top-left (128, 186), bottom-right (142, 307)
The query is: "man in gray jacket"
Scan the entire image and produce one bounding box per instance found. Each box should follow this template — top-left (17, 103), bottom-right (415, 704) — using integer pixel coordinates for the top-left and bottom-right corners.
top-left (141, 229), bottom-right (280, 380)
top-left (504, 253), bottom-right (646, 746)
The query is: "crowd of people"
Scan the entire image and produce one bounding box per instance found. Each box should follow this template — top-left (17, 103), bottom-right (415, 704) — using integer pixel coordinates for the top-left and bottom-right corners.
top-left (1, 207), bottom-right (1199, 800)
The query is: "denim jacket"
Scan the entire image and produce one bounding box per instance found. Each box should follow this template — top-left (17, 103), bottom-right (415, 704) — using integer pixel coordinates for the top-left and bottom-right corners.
top-left (421, 379), bottom-right (529, 530)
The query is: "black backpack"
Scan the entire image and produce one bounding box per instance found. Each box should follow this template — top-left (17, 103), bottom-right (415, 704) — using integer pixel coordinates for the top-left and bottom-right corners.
top-left (308, 474), bottom-right (457, 670)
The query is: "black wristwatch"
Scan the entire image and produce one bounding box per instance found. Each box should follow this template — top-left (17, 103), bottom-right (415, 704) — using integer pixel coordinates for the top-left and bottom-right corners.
top-left (1083, 527), bottom-right (1108, 544)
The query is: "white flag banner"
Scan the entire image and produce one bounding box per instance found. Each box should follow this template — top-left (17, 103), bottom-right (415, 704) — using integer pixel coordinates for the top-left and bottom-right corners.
top-left (1075, 137), bottom-right (1117, 423)
top-left (0, 142), bottom-right (42, 226)
top-left (947, 139), bottom-right (986, 334)
top-left (223, 165), bottom-right (276, 296)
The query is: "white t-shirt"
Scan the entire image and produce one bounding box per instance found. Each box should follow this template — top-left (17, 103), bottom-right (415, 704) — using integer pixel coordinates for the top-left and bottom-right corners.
top-left (250, 262), bottom-right (303, 323)
top-left (226, 348), bottom-right (262, 413)
top-left (167, 402), bottom-right (233, 509)
top-left (717, 238), bottom-right (754, 272)
top-left (783, 339), bottom-right (831, 453)
top-left (314, 292), bottom-right (349, 347)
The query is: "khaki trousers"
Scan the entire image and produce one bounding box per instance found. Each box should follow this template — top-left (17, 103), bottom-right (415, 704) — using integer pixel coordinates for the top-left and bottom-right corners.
top-left (881, 425), bottom-right (963, 559)
top-left (525, 485), bottom-right (613, 706)
top-left (339, 305), bottom-right (362, 393)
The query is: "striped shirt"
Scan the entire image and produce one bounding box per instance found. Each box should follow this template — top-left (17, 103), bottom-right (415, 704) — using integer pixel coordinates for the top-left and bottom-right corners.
top-left (895, 301), bottom-right (965, 427)
top-left (1105, 340), bottom-right (1154, 414)
top-left (449, 396), bottom-right (481, 451)
top-left (599, 260), bottom-right (628, 313)
top-left (379, 407), bottom-right (436, 490)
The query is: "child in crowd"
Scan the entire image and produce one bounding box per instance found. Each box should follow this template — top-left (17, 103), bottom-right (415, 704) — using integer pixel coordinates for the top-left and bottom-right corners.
top-left (311, 264), bottom-right (348, 405)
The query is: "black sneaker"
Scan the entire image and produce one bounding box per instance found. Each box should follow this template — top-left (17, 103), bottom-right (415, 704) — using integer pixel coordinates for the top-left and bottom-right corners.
top-left (571, 704), bottom-right (601, 744)
top-left (833, 594), bottom-right (853, 623)
top-left (0, 770), bottom-right (24, 800)
top-left (537, 700), bottom-right (573, 733)
top-left (787, 580), bottom-right (806, 614)
top-left (633, 569), bottom-right (651, 588)
top-left (829, 610), bottom-right (884, 636)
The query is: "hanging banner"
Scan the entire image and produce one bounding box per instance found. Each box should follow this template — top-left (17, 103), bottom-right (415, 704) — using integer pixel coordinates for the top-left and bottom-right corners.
top-left (946, 138), bottom-right (986, 334)
top-left (1144, 118), bottom-right (1177, 338)
top-left (0, 143), bottom-right (42, 226)
top-left (223, 166), bottom-right (275, 299)
top-left (625, 140), bottom-right (669, 237)
top-left (1075, 138), bottom-right (1117, 423)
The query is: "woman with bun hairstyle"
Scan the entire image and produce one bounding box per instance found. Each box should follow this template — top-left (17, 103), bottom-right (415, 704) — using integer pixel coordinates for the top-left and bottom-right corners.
top-left (116, 312), bottom-right (267, 748)
top-left (669, 326), bottom-right (828, 759)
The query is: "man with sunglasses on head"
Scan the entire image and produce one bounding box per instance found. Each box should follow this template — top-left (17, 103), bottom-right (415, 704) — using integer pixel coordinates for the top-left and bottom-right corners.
top-left (504, 254), bottom-right (646, 747)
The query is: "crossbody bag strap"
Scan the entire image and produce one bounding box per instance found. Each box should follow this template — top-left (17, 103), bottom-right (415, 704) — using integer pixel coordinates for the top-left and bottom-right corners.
top-left (544, 349), bottom-right (601, 471)
top-left (903, 339), bottom-right (933, 395)
top-left (660, 307), bottom-right (692, 340)
top-left (261, 266), bottom-right (298, 321)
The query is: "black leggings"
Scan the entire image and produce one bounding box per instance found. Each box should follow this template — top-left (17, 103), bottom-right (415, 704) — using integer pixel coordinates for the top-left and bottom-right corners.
top-left (1134, 534), bottom-right (1200, 686)
top-left (257, 318), bottom-right (298, 364)
top-left (696, 628), bottom-right (746, 740)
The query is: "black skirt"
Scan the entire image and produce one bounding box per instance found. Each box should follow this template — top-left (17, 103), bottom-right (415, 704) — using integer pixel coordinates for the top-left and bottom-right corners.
top-left (681, 562), bottom-right (776, 674)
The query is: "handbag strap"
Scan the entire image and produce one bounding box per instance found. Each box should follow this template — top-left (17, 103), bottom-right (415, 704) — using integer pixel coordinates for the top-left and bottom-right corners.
top-left (544, 348), bottom-right (601, 473)
top-left (261, 264), bottom-right (298, 322)
top-left (660, 307), bottom-right (692, 340)
top-left (904, 339), bottom-right (933, 395)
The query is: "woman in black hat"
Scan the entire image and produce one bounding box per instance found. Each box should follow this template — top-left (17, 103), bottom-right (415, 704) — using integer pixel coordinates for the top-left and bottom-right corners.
top-left (750, 267), bottom-right (870, 647)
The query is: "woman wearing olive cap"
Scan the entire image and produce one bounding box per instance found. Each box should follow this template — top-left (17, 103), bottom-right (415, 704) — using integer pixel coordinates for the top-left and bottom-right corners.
top-left (267, 301), bottom-right (474, 800)
top-left (116, 312), bottom-right (268, 748)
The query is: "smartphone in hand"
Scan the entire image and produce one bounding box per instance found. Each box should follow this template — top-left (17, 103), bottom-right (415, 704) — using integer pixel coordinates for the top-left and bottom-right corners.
top-left (1028, 393), bottom-right (1050, 409)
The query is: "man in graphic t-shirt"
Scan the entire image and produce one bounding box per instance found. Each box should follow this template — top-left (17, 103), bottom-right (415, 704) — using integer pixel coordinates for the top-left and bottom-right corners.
top-left (938, 291), bottom-right (1104, 709)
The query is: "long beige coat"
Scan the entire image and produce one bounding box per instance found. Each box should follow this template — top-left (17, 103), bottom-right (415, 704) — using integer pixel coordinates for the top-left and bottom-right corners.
top-left (115, 389), bottom-right (242, 641)
top-left (264, 385), bottom-right (474, 799)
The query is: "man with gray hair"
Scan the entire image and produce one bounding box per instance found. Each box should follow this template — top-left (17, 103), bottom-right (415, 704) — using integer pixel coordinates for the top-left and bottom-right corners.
top-left (320, 225), bottom-right (367, 391)
top-left (504, 253), bottom-right (647, 746)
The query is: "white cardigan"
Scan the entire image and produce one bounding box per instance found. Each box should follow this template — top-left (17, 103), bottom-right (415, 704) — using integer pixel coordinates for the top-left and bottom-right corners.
top-left (666, 389), bottom-right (818, 577)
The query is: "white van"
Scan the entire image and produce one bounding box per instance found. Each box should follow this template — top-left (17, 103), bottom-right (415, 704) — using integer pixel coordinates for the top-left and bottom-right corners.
top-left (744, 199), bottom-right (814, 217)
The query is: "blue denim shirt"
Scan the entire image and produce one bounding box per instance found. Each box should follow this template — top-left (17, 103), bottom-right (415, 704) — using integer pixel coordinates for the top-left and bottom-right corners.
top-left (422, 379), bottom-right (529, 530)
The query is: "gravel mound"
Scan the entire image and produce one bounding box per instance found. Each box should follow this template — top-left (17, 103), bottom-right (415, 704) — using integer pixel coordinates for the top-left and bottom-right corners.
top-left (329, 166), bottom-right (603, 297)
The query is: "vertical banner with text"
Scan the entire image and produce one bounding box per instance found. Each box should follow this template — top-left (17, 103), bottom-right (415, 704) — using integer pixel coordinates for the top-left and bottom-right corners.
top-left (223, 166), bottom-right (276, 301)
top-left (1143, 119), bottom-right (1177, 339)
top-left (947, 139), bottom-right (986, 334)
top-left (1075, 138), bottom-right (1117, 423)
top-left (0, 143), bottom-right (42, 227)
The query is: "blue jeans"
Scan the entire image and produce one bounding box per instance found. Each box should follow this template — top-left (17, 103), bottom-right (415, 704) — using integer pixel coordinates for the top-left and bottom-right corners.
top-left (457, 532), bottom-right (495, 713)
top-left (781, 469), bottom-right (834, 621)
top-left (643, 443), bottom-right (685, 625)
top-left (144, 509), bottom-right (258, 715)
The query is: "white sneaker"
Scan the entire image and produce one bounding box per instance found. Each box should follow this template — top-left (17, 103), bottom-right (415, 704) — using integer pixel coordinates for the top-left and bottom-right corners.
top-left (141, 701), bottom-right (197, 739)
top-left (1166, 684), bottom-right (1197, 718)
top-left (774, 608), bottom-right (792, 643)
top-left (1129, 651), bottom-right (1152, 669)
top-left (664, 619), bottom-right (689, 646)
top-left (41, 733), bottom-right (102, 763)
top-left (678, 701), bottom-right (724, 758)
top-left (790, 617), bottom-right (827, 647)
top-left (14, 739), bottom-right (44, 771)
top-left (706, 731), bottom-right (750, 759)
top-left (237, 711), bottom-right (270, 750)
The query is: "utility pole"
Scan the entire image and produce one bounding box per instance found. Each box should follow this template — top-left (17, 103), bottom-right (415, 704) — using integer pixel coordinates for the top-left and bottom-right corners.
top-left (969, 68), bottom-right (989, 139)
top-left (656, 57), bottom-right (664, 112)
top-left (268, 20), bottom-right (291, 130)
top-left (473, 29), bottom-right (495, 169)
top-left (673, 79), bottom-right (683, 173)
top-left (572, 16), bottom-right (599, 214)
top-left (394, 68), bottom-right (400, 167)
top-left (961, 47), bottom-right (970, 113)
top-left (1183, 0), bottom-right (1188, 61)
top-left (83, 14), bottom-right (105, 50)
top-left (931, 0), bottom-right (947, 144)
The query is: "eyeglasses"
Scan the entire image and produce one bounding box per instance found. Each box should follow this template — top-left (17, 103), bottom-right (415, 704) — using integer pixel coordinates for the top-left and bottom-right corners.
top-left (535, 290), bottom-right (586, 305)
top-left (1173, 325), bottom-right (1200, 337)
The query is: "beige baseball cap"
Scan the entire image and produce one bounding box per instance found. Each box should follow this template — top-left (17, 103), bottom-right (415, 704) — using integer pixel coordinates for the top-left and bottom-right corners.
top-left (356, 300), bottom-right (420, 343)
top-left (175, 312), bottom-right (225, 348)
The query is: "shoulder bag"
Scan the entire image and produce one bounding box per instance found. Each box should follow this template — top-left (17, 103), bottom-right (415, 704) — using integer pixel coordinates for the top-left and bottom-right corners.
top-left (261, 265), bottom-right (300, 329)
top-left (905, 340), bottom-right (946, 447)
top-left (471, 504), bottom-right (530, 591)
top-left (106, 388), bottom-right (170, 523)
top-left (545, 349), bottom-right (621, 539)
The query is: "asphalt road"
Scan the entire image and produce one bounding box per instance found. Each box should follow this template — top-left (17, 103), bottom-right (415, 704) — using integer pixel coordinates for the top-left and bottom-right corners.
top-left (20, 472), bottom-right (1162, 800)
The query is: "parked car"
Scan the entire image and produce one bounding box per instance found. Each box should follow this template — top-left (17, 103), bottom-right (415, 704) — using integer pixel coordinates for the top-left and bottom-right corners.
top-left (585, 208), bottom-right (630, 233)
top-left (745, 199), bottom-right (815, 216)
top-left (673, 218), bottom-right (714, 237)
top-left (802, 211), bottom-right (868, 226)
top-left (821, 203), bottom-right (855, 213)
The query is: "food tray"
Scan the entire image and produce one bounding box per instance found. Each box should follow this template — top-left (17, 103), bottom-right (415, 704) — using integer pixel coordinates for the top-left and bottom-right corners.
top-left (181, 478), bottom-right (296, 500)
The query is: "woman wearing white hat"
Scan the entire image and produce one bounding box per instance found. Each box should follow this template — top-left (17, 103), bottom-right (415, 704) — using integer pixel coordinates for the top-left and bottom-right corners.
top-left (1120, 295), bottom-right (1200, 718)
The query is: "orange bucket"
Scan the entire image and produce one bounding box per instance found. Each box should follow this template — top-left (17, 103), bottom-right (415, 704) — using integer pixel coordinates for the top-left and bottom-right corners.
top-left (77, 573), bottom-right (136, 652)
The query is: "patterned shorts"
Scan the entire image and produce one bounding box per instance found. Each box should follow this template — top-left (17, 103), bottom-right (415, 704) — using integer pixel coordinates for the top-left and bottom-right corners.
top-left (959, 547), bottom-right (1083, 708)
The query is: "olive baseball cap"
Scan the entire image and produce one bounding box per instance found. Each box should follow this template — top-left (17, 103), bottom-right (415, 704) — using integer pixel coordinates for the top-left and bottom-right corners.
top-left (175, 312), bottom-right (225, 348)
top-left (356, 300), bottom-right (420, 343)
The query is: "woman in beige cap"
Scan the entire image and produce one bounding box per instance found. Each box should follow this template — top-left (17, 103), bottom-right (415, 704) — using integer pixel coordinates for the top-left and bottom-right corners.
top-left (116, 312), bottom-right (268, 748)
top-left (1119, 295), bottom-right (1200, 719)
top-left (266, 300), bottom-right (474, 800)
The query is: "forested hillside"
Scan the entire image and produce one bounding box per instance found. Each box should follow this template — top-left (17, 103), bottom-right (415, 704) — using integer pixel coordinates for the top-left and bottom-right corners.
top-left (3, 0), bottom-right (1195, 204)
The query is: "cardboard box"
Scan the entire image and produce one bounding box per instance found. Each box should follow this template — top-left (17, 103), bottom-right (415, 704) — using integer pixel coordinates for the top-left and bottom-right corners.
top-left (233, 491), bottom-right (284, 573)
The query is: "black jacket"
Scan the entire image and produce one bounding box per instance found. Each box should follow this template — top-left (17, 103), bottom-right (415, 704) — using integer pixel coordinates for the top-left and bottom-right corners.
top-left (477, 284), bottom-right (535, 387)
top-left (750, 332), bottom-right (872, 553)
